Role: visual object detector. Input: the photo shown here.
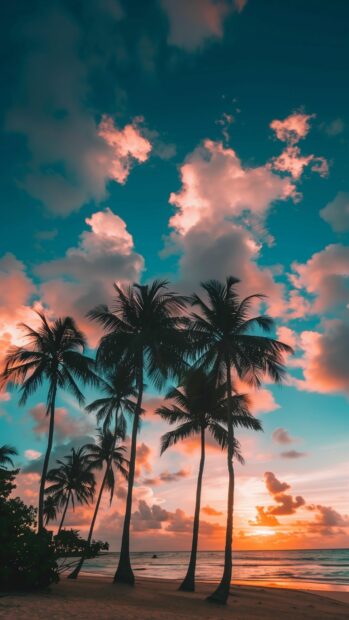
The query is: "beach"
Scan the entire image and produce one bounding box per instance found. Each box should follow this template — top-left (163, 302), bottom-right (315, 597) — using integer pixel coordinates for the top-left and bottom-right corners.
top-left (1, 576), bottom-right (348, 620)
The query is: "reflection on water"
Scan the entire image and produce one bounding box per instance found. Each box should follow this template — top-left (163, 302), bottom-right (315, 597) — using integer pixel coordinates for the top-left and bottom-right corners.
top-left (79, 549), bottom-right (349, 590)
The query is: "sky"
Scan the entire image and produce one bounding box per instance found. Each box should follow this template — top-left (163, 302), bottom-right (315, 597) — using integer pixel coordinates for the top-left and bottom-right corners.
top-left (0, 0), bottom-right (348, 551)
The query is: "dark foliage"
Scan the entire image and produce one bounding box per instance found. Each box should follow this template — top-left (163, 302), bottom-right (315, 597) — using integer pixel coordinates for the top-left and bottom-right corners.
top-left (0, 469), bottom-right (59, 591)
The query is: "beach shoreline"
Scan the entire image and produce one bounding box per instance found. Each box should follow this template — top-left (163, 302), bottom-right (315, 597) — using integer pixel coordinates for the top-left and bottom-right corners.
top-left (1, 575), bottom-right (348, 619)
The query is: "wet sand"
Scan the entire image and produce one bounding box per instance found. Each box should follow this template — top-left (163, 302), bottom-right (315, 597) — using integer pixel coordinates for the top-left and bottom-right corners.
top-left (1, 575), bottom-right (348, 619)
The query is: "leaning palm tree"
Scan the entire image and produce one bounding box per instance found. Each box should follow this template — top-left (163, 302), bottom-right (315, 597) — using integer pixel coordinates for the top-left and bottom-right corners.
top-left (0, 444), bottom-right (18, 469)
top-left (43, 494), bottom-right (59, 526)
top-left (88, 280), bottom-right (188, 584)
top-left (190, 278), bottom-right (292, 604)
top-left (157, 368), bottom-right (262, 592)
top-left (1, 313), bottom-right (98, 532)
top-left (68, 429), bottom-right (129, 579)
top-left (45, 446), bottom-right (95, 534)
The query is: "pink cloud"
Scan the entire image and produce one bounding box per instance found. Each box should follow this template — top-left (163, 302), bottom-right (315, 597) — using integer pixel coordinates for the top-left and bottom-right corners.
top-left (290, 244), bottom-right (349, 314)
top-left (29, 403), bottom-right (93, 440)
top-left (320, 192), bottom-right (349, 233)
top-left (295, 321), bottom-right (349, 396)
top-left (276, 326), bottom-right (298, 350)
top-left (269, 111), bottom-right (328, 182)
top-left (6, 6), bottom-right (152, 215)
top-left (169, 139), bottom-right (294, 235)
top-left (272, 428), bottom-right (295, 445)
top-left (24, 449), bottom-right (42, 460)
top-left (37, 208), bottom-right (144, 346)
top-left (97, 115), bottom-right (152, 184)
top-left (14, 472), bottom-right (40, 504)
top-left (0, 253), bottom-right (40, 372)
top-left (134, 442), bottom-right (153, 477)
top-left (270, 111), bottom-right (315, 145)
top-left (247, 388), bottom-right (280, 414)
top-left (307, 504), bottom-right (349, 528)
top-left (173, 220), bottom-right (288, 318)
top-left (96, 499), bottom-right (225, 550)
top-left (165, 115), bottom-right (328, 322)
top-left (142, 469), bottom-right (190, 486)
top-left (280, 450), bottom-right (307, 459)
top-left (160, 0), bottom-right (246, 52)
top-left (270, 146), bottom-right (328, 180)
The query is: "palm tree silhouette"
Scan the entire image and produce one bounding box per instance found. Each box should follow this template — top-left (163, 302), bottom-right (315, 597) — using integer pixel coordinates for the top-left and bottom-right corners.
top-left (157, 368), bottom-right (261, 592)
top-left (190, 278), bottom-right (292, 604)
top-left (85, 363), bottom-right (137, 436)
top-left (0, 444), bottom-right (18, 469)
top-left (68, 428), bottom-right (128, 579)
top-left (88, 280), bottom-right (187, 584)
top-left (1, 313), bottom-right (98, 532)
top-left (43, 494), bottom-right (59, 526)
top-left (46, 446), bottom-right (95, 534)
top-left (68, 363), bottom-right (135, 580)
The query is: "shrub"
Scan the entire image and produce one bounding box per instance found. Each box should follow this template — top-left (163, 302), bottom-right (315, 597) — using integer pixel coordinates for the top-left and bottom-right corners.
top-left (0, 469), bottom-right (59, 591)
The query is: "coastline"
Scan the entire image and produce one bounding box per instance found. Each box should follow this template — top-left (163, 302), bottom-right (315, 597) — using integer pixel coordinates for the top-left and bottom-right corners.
top-left (1, 575), bottom-right (348, 619)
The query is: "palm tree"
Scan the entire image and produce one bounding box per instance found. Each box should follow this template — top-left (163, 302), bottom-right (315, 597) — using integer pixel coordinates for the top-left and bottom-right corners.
top-left (43, 495), bottom-right (59, 526)
top-left (157, 368), bottom-right (261, 592)
top-left (190, 278), bottom-right (292, 604)
top-left (68, 429), bottom-right (128, 579)
top-left (45, 446), bottom-right (95, 534)
top-left (88, 280), bottom-right (188, 584)
top-left (85, 363), bottom-right (137, 436)
top-left (1, 313), bottom-right (98, 532)
top-left (0, 444), bottom-right (18, 469)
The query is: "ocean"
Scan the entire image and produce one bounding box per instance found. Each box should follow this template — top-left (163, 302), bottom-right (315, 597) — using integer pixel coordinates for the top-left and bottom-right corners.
top-left (77, 549), bottom-right (349, 590)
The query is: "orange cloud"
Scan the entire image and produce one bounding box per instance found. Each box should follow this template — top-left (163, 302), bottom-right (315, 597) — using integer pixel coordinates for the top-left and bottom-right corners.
top-left (202, 505), bottom-right (223, 516)
top-left (250, 472), bottom-right (305, 527)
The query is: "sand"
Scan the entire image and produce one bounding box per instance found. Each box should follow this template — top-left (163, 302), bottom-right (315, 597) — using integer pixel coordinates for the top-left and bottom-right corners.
top-left (1, 576), bottom-right (348, 619)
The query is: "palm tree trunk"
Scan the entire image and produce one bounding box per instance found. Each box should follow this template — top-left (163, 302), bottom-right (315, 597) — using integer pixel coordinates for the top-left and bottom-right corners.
top-left (114, 365), bottom-right (143, 585)
top-left (38, 381), bottom-right (57, 533)
top-left (68, 424), bottom-right (120, 580)
top-left (207, 358), bottom-right (235, 605)
top-left (57, 490), bottom-right (71, 535)
top-left (179, 426), bottom-right (206, 592)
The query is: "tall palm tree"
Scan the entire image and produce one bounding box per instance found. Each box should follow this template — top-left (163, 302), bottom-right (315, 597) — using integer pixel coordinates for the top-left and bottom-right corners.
top-left (43, 494), bottom-right (59, 526)
top-left (68, 363), bottom-right (135, 580)
top-left (0, 444), bottom-right (18, 469)
top-left (46, 446), bottom-right (95, 534)
top-left (1, 313), bottom-right (98, 532)
top-left (190, 278), bottom-right (292, 604)
top-left (88, 280), bottom-right (188, 584)
top-left (157, 368), bottom-right (261, 592)
top-left (68, 429), bottom-right (128, 579)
